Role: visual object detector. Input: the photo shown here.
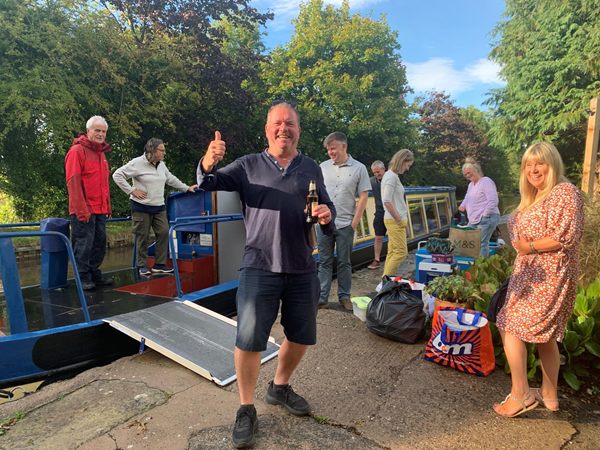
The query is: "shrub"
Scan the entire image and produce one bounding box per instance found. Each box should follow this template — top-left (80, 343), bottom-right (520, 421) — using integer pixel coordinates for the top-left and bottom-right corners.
top-left (467, 248), bottom-right (600, 390)
top-left (579, 194), bottom-right (600, 286)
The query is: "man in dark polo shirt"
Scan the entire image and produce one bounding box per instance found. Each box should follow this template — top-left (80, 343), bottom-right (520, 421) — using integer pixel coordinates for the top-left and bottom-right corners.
top-left (368, 160), bottom-right (387, 269)
top-left (197, 101), bottom-right (335, 449)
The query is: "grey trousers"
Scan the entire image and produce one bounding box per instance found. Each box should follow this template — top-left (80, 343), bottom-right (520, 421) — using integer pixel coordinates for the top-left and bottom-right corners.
top-left (132, 209), bottom-right (169, 267)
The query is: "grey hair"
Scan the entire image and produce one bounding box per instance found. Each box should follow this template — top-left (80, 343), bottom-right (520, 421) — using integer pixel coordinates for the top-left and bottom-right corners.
top-left (462, 157), bottom-right (483, 177)
top-left (86, 115), bottom-right (108, 131)
top-left (267, 102), bottom-right (300, 126)
top-left (323, 131), bottom-right (347, 148)
top-left (371, 160), bottom-right (385, 170)
top-left (144, 138), bottom-right (164, 164)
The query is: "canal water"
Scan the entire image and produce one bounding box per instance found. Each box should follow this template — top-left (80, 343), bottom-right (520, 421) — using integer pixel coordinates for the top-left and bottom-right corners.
top-left (4, 195), bottom-right (522, 289)
top-left (3, 246), bottom-right (135, 288)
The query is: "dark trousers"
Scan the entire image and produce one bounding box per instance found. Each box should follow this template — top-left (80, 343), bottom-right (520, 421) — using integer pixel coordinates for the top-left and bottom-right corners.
top-left (70, 214), bottom-right (107, 282)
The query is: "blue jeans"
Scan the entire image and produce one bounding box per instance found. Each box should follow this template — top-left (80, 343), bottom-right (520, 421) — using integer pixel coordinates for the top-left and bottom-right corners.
top-left (468, 213), bottom-right (500, 257)
top-left (316, 225), bottom-right (354, 304)
top-left (235, 268), bottom-right (319, 352)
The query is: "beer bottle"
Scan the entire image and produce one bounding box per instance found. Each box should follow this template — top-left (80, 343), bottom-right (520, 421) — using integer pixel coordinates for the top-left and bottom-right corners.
top-left (306, 180), bottom-right (318, 223)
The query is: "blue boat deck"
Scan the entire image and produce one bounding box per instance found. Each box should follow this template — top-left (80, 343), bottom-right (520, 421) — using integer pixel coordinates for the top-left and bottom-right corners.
top-left (0, 269), bottom-right (174, 336)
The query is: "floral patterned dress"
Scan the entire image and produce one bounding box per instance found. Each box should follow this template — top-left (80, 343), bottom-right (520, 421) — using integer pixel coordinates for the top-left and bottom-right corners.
top-left (496, 183), bottom-right (584, 343)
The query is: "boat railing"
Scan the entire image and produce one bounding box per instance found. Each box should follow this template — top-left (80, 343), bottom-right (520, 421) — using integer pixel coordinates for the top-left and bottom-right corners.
top-left (168, 214), bottom-right (243, 298)
top-left (0, 217), bottom-right (132, 229)
top-left (0, 231), bottom-right (91, 335)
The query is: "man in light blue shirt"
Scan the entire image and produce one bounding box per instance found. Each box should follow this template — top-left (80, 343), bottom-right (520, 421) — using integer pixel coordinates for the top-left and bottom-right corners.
top-left (317, 132), bottom-right (371, 310)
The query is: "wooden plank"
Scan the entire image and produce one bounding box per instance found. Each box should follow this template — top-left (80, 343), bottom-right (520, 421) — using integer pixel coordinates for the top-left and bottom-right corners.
top-left (582, 98), bottom-right (600, 195)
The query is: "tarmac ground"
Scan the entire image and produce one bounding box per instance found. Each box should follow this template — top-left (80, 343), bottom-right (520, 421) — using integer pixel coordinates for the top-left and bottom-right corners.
top-left (1, 228), bottom-right (600, 450)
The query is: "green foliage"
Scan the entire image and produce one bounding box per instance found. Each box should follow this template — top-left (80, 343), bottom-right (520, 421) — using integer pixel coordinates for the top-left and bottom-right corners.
top-left (262, 0), bottom-right (414, 165)
top-left (409, 92), bottom-right (514, 197)
top-left (487, 0), bottom-right (600, 180)
top-left (0, 411), bottom-right (26, 435)
top-left (0, 0), bottom-right (272, 220)
top-left (424, 274), bottom-right (476, 305)
top-left (579, 194), bottom-right (600, 286)
top-left (314, 415), bottom-right (329, 425)
top-left (559, 280), bottom-right (600, 389)
top-left (468, 247), bottom-right (600, 390)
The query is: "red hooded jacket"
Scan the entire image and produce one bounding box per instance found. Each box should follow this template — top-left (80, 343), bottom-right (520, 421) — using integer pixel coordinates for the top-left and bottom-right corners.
top-left (65, 133), bottom-right (112, 221)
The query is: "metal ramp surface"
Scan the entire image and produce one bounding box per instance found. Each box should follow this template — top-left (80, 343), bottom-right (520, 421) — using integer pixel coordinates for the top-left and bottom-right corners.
top-left (104, 301), bottom-right (280, 386)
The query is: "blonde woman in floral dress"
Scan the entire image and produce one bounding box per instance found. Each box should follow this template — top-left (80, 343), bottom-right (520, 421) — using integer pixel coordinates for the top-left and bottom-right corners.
top-left (494, 142), bottom-right (584, 417)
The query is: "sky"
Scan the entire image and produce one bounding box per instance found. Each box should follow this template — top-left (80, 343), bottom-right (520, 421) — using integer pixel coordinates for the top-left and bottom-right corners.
top-left (250, 0), bottom-right (507, 109)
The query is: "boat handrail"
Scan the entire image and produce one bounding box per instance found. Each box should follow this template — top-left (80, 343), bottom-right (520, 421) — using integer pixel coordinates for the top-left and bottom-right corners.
top-left (171, 214), bottom-right (243, 225)
top-left (0, 231), bottom-right (91, 334)
top-left (0, 217), bottom-right (132, 229)
top-left (167, 214), bottom-right (244, 298)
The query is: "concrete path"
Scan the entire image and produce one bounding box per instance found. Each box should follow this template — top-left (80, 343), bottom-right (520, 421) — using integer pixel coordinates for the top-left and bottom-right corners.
top-left (1, 248), bottom-right (599, 450)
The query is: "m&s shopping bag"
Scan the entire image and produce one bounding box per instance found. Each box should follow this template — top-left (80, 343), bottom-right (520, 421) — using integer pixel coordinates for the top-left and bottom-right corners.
top-left (424, 307), bottom-right (495, 376)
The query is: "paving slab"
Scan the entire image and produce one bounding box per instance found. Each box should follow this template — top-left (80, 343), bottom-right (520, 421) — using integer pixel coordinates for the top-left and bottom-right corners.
top-left (2, 237), bottom-right (600, 450)
top-left (189, 414), bottom-right (381, 450)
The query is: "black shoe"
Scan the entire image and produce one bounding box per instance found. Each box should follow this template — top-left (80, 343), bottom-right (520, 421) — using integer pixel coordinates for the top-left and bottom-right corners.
top-left (265, 381), bottom-right (310, 416)
top-left (81, 281), bottom-right (96, 291)
top-left (93, 277), bottom-right (114, 286)
top-left (232, 405), bottom-right (258, 448)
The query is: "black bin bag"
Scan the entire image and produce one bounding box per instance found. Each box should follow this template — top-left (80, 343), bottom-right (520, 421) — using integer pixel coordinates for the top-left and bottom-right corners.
top-left (366, 278), bottom-right (426, 344)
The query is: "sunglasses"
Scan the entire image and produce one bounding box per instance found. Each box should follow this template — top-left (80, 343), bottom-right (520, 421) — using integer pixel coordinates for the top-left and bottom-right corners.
top-left (271, 99), bottom-right (298, 108)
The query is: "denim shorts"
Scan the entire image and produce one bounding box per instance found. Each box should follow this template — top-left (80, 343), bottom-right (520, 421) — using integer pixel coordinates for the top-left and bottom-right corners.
top-left (235, 268), bottom-right (320, 352)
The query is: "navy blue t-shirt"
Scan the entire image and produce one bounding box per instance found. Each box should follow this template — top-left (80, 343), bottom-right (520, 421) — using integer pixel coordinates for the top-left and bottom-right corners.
top-left (198, 151), bottom-right (336, 274)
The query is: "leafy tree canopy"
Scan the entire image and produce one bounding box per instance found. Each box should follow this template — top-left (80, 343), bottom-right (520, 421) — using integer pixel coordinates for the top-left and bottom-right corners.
top-left (0, 0), bottom-right (272, 220)
top-left (262, 0), bottom-right (414, 165)
top-left (407, 91), bottom-right (515, 196)
top-left (487, 0), bottom-right (600, 180)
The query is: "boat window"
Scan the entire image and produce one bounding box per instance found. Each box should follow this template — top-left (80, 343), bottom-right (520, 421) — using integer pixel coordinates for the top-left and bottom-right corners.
top-left (407, 199), bottom-right (426, 238)
top-left (423, 197), bottom-right (439, 232)
top-left (361, 211), bottom-right (371, 237)
top-left (437, 197), bottom-right (449, 227)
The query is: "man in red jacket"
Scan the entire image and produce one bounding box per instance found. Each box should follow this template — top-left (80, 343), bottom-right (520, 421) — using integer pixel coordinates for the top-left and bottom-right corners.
top-left (65, 116), bottom-right (114, 290)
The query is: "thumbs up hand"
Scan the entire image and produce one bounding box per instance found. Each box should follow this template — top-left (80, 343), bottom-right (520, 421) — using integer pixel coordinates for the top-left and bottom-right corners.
top-left (202, 131), bottom-right (226, 173)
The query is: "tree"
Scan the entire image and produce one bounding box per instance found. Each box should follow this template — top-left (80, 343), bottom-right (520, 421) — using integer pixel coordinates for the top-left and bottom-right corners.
top-left (487, 0), bottom-right (600, 183)
top-left (408, 92), bottom-right (514, 196)
top-left (0, 0), bottom-right (272, 220)
top-left (262, 0), bottom-right (414, 165)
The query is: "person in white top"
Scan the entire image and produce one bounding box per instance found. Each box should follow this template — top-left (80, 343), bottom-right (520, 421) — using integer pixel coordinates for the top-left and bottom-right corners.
top-left (113, 138), bottom-right (197, 275)
top-left (381, 149), bottom-right (414, 277)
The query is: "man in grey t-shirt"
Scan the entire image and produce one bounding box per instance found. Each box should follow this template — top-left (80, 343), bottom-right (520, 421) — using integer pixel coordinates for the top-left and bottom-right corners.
top-left (368, 160), bottom-right (386, 269)
top-left (317, 132), bottom-right (371, 310)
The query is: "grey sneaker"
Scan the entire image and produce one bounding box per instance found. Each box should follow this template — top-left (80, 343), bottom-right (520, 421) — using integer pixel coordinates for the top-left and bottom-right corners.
top-left (81, 280), bottom-right (96, 291)
top-left (265, 381), bottom-right (310, 416)
top-left (232, 405), bottom-right (258, 448)
top-left (139, 266), bottom-right (151, 276)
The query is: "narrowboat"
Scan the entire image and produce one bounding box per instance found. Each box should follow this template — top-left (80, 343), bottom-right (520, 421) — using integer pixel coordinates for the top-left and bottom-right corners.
top-left (0, 186), bottom-right (457, 390)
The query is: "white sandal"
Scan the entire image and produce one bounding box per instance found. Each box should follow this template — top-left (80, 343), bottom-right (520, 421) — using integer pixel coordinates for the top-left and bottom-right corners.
top-left (494, 392), bottom-right (538, 417)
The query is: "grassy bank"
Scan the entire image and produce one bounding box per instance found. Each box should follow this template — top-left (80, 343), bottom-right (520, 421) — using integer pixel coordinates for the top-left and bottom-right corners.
top-left (0, 221), bottom-right (136, 249)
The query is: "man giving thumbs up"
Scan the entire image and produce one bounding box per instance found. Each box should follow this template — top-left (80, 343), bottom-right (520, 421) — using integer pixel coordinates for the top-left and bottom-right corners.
top-left (197, 102), bottom-right (335, 448)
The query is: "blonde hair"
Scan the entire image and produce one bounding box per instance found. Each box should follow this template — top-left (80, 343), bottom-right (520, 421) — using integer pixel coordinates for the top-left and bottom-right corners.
top-left (512, 141), bottom-right (569, 216)
top-left (462, 157), bottom-right (483, 177)
top-left (389, 149), bottom-right (414, 174)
